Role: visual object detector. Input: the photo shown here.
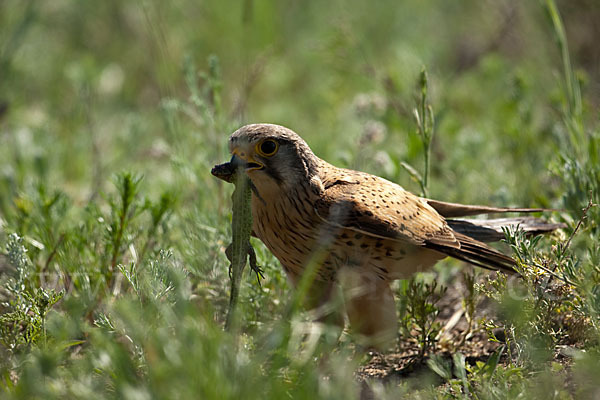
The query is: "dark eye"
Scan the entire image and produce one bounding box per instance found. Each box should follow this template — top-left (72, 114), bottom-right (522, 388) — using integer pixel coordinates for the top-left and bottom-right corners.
top-left (258, 139), bottom-right (278, 156)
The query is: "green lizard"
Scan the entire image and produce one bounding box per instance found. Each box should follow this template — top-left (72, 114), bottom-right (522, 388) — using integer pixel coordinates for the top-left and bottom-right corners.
top-left (211, 160), bottom-right (263, 331)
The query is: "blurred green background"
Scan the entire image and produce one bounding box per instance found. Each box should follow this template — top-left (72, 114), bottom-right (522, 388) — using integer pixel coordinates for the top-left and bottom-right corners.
top-left (1, 0), bottom-right (599, 398)
top-left (1, 0), bottom-right (597, 207)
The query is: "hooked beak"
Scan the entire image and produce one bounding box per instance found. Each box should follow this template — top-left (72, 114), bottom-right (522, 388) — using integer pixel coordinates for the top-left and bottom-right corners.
top-left (231, 148), bottom-right (264, 171)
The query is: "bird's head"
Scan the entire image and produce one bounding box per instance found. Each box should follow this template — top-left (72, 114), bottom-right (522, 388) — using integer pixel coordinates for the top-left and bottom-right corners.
top-left (228, 124), bottom-right (320, 195)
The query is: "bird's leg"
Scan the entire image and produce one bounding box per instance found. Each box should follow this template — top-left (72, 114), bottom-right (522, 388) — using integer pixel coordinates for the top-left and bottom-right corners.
top-left (286, 270), bottom-right (345, 330)
top-left (337, 267), bottom-right (398, 351)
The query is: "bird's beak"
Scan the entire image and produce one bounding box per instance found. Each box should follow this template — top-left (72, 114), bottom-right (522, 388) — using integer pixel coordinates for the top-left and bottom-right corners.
top-left (231, 147), bottom-right (264, 171)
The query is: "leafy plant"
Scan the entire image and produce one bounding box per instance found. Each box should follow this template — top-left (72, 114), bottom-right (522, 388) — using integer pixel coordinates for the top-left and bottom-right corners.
top-left (398, 278), bottom-right (447, 358)
top-left (400, 68), bottom-right (435, 197)
top-left (1, 234), bottom-right (63, 351)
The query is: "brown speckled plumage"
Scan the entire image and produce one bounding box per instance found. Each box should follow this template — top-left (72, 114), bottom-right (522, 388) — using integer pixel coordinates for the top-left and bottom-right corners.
top-left (227, 123), bottom-right (559, 348)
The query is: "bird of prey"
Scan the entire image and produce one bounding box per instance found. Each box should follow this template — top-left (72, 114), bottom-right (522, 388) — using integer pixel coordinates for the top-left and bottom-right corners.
top-left (225, 123), bottom-right (561, 348)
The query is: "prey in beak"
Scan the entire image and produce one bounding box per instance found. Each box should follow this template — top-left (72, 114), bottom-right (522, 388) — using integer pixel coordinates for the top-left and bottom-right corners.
top-left (210, 153), bottom-right (265, 204)
top-left (211, 149), bottom-right (263, 183)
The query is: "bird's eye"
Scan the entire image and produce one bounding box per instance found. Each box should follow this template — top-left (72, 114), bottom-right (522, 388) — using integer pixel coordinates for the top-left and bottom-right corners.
top-left (257, 139), bottom-right (278, 156)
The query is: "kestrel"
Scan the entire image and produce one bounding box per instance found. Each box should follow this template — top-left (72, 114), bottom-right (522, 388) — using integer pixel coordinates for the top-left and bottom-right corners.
top-left (225, 123), bottom-right (561, 348)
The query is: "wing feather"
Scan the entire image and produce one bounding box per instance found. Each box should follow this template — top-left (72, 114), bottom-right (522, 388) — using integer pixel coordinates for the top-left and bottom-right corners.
top-left (314, 170), bottom-right (459, 248)
top-left (426, 199), bottom-right (550, 218)
top-left (313, 167), bottom-right (517, 274)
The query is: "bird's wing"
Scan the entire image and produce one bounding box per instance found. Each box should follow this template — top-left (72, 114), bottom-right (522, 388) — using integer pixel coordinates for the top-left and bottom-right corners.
top-left (314, 169), bottom-right (516, 274)
top-left (426, 199), bottom-right (549, 218)
top-left (314, 171), bottom-right (460, 249)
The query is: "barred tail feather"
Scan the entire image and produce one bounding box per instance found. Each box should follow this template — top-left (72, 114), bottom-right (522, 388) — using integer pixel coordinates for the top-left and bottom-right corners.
top-left (447, 217), bottom-right (566, 243)
top-left (425, 232), bottom-right (516, 274)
